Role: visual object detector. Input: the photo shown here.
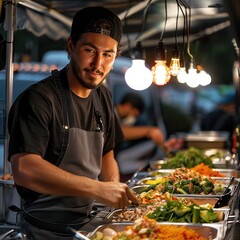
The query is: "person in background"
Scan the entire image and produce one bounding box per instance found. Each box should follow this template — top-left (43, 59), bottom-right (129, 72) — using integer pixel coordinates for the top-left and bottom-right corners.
top-left (116, 92), bottom-right (183, 152)
top-left (7, 6), bottom-right (138, 239)
top-left (115, 92), bottom-right (183, 179)
top-left (200, 92), bottom-right (236, 145)
top-left (116, 92), bottom-right (165, 148)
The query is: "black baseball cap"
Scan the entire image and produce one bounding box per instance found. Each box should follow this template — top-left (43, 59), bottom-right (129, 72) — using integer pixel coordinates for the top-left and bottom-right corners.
top-left (70, 6), bottom-right (123, 43)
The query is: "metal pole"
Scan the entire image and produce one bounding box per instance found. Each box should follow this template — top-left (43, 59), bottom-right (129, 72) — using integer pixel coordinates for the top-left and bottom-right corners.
top-left (3, 0), bottom-right (15, 175)
top-left (1, 0), bottom-right (15, 224)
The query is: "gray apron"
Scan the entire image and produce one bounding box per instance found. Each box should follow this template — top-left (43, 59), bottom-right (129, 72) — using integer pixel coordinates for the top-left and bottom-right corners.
top-left (21, 70), bottom-right (104, 239)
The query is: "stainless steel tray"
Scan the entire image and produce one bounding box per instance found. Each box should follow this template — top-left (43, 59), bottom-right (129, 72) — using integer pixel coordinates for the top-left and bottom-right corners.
top-left (106, 207), bottom-right (229, 224)
top-left (143, 169), bottom-right (240, 178)
top-left (132, 180), bottom-right (234, 199)
top-left (0, 179), bottom-right (15, 186)
top-left (88, 222), bottom-right (225, 240)
top-left (149, 148), bottom-right (237, 170)
top-left (136, 176), bottom-right (234, 185)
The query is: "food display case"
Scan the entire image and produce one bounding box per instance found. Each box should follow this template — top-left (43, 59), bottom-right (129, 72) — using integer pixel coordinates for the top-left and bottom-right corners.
top-left (79, 147), bottom-right (240, 240)
top-left (0, 148), bottom-right (239, 240)
top-left (89, 222), bottom-right (225, 240)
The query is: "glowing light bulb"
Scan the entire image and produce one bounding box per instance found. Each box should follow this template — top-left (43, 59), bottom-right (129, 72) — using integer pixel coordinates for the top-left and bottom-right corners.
top-left (198, 70), bottom-right (212, 86)
top-left (177, 67), bottom-right (187, 83)
top-left (125, 59), bottom-right (153, 91)
top-left (152, 60), bottom-right (170, 86)
top-left (186, 63), bottom-right (200, 88)
top-left (169, 58), bottom-right (180, 76)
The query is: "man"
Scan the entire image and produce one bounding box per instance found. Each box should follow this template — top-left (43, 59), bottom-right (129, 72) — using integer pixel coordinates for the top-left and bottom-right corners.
top-left (115, 92), bottom-right (183, 177)
top-left (8, 6), bottom-right (138, 239)
top-left (116, 92), bottom-right (164, 147)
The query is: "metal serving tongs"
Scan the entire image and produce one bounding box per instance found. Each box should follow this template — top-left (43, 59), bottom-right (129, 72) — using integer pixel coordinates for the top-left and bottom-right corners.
top-left (0, 230), bottom-right (27, 240)
top-left (214, 176), bottom-right (235, 208)
top-left (67, 227), bottom-right (91, 240)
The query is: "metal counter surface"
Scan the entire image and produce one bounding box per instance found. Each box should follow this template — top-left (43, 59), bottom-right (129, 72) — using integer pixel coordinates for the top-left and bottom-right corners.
top-left (80, 193), bottom-right (240, 240)
top-left (81, 166), bottom-right (240, 240)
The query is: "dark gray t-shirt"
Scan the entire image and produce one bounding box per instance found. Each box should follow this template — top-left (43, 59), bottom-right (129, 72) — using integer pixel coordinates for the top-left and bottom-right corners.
top-left (8, 68), bottom-right (124, 200)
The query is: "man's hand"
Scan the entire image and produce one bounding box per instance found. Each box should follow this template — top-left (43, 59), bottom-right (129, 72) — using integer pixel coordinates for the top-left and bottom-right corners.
top-left (164, 137), bottom-right (184, 152)
top-left (147, 127), bottom-right (164, 146)
top-left (94, 181), bottom-right (139, 209)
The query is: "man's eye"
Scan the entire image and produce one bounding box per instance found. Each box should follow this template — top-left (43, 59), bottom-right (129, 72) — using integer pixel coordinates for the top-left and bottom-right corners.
top-left (104, 53), bottom-right (114, 58)
top-left (85, 48), bottom-right (95, 54)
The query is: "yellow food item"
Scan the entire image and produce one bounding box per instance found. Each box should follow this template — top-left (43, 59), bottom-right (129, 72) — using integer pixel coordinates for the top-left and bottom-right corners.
top-left (145, 177), bottom-right (165, 185)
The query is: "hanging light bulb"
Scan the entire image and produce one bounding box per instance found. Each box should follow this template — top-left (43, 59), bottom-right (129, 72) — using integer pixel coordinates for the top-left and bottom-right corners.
top-left (169, 47), bottom-right (180, 76)
top-left (124, 42), bottom-right (153, 91)
top-left (169, 58), bottom-right (180, 76)
top-left (196, 65), bottom-right (212, 86)
top-left (186, 61), bottom-right (200, 88)
top-left (177, 67), bottom-right (188, 83)
top-left (152, 41), bottom-right (170, 86)
top-left (177, 54), bottom-right (187, 83)
top-left (125, 59), bottom-right (153, 91)
top-left (198, 70), bottom-right (211, 86)
top-left (152, 60), bottom-right (170, 86)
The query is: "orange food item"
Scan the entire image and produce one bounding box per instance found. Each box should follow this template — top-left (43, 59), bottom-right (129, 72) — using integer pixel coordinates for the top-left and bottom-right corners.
top-left (191, 163), bottom-right (224, 177)
top-left (113, 217), bottom-right (206, 240)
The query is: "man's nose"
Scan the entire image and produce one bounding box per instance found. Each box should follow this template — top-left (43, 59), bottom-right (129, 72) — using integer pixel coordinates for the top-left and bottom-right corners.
top-left (91, 54), bottom-right (102, 69)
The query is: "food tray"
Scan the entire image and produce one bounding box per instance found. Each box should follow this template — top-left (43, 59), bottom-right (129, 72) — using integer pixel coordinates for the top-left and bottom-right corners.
top-left (149, 160), bottom-right (237, 171)
top-left (212, 169), bottom-right (240, 178)
top-left (149, 148), bottom-right (238, 170)
top-left (128, 171), bottom-right (239, 190)
top-left (141, 169), bottom-right (240, 178)
top-left (136, 176), bottom-right (235, 185)
top-left (88, 222), bottom-right (225, 240)
top-left (132, 180), bottom-right (234, 199)
top-left (184, 132), bottom-right (228, 149)
top-left (105, 208), bottom-right (229, 224)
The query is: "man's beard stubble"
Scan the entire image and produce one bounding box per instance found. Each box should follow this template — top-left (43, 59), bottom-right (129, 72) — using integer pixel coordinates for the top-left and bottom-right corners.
top-left (71, 60), bottom-right (106, 90)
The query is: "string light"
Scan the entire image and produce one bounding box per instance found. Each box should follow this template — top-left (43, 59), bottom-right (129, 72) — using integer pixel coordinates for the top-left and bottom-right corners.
top-left (197, 64), bottom-right (212, 86)
top-left (123, 2), bottom-right (153, 91)
top-left (177, 67), bottom-right (188, 83)
top-left (169, 47), bottom-right (180, 76)
top-left (125, 59), bottom-right (153, 90)
top-left (185, 61), bottom-right (199, 88)
top-left (152, 41), bottom-right (170, 86)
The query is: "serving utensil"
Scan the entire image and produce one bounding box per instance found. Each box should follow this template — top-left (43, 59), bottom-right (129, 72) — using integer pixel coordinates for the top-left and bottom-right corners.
top-left (214, 176), bottom-right (235, 208)
top-left (67, 227), bottom-right (91, 240)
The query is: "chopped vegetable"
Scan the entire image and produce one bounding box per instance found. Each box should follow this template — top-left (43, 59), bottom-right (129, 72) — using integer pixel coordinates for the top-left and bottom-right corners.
top-left (191, 163), bottom-right (225, 177)
top-left (108, 217), bottom-right (207, 240)
top-left (161, 147), bottom-right (214, 169)
top-left (146, 199), bottom-right (220, 223)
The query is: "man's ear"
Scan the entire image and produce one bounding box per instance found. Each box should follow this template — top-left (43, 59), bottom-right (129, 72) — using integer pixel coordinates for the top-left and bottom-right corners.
top-left (67, 37), bottom-right (74, 53)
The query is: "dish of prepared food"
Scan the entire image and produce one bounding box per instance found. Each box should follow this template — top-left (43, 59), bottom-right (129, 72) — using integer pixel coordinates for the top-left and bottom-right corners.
top-left (190, 163), bottom-right (225, 177)
top-left (156, 147), bottom-right (214, 169)
top-left (92, 217), bottom-right (210, 240)
top-left (108, 196), bottom-right (224, 224)
top-left (137, 168), bottom-right (226, 196)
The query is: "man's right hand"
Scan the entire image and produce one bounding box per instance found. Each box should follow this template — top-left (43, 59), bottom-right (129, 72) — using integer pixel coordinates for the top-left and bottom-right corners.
top-left (94, 181), bottom-right (139, 209)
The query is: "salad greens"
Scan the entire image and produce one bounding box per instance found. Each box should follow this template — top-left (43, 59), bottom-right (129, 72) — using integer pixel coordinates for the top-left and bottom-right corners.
top-left (147, 199), bottom-right (220, 223)
top-left (161, 147), bottom-right (214, 169)
top-left (140, 177), bottom-right (225, 195)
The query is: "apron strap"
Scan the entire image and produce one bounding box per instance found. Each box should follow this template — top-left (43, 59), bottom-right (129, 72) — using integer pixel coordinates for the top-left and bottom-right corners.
top-left (51, 69), bottom-right (71, 166)
top-left (52, 69), bottom-right (106, 154)
top-left (92, 89), bottom-right (105, 133)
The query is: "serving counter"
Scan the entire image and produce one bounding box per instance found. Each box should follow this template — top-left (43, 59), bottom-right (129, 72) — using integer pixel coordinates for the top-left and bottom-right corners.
top-left (0, 148), bottom-right (239, 240)
top-left (82, 147), bottom-right (240, 240)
